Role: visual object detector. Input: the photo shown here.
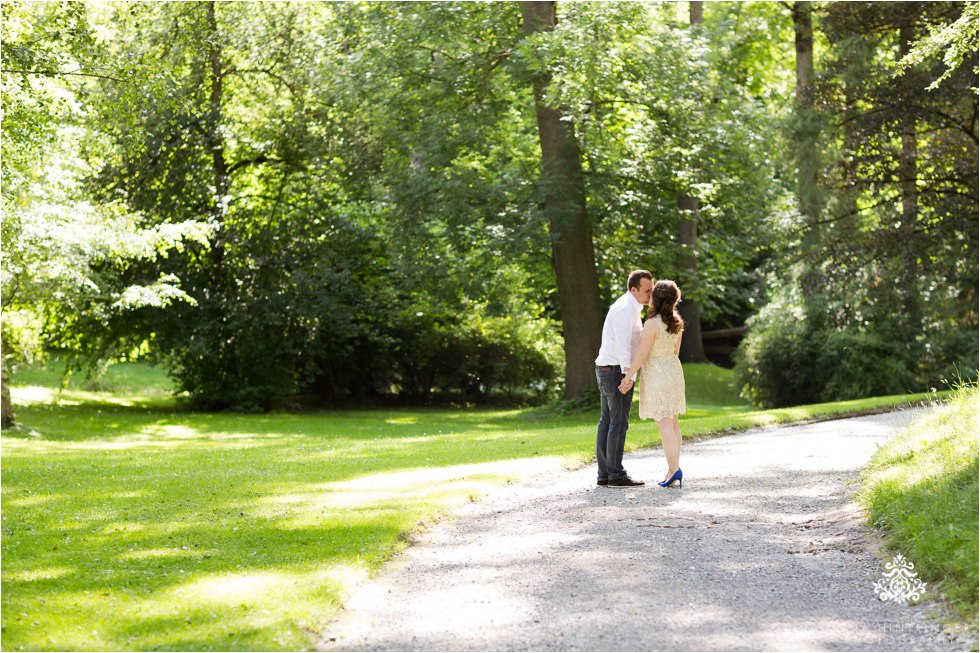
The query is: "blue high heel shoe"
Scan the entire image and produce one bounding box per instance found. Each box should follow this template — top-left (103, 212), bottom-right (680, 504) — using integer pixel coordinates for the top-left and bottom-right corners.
top-left (658, 468), bottom-right (682, 488)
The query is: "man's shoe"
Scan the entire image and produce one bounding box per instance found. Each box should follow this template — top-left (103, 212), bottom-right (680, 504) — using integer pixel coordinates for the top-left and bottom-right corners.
top-left (597, 479), bottom-right (608, 486)
top-left (607, 475), bottom-right (645, 488)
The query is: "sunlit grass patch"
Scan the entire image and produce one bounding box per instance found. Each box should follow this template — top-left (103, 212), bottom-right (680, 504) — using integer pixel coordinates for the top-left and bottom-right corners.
top-left (859, 384), bottom-right (979, 622)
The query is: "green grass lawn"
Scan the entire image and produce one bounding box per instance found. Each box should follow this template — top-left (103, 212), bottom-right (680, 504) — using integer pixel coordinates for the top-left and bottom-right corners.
top-left (1, 361), bottom-right (949, 651)
top-left (859, 384), bottom-right (979, 626)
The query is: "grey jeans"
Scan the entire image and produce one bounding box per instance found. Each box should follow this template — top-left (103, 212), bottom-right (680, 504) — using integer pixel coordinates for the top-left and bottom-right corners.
top-left (595, 366), bottom-right (633, 481)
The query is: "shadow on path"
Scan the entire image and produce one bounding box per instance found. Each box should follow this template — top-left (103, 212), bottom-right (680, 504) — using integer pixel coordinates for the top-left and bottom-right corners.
top-left (321, 410), bottom-right (969, 652)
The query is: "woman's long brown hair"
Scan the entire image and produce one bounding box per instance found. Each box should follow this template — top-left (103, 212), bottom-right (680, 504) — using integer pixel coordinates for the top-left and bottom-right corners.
top-left (650, 280), bottom-right (684, 335)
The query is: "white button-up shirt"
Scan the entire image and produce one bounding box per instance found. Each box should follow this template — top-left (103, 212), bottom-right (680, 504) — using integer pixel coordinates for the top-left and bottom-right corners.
top-left (595, 290), bottom-right (643, 381)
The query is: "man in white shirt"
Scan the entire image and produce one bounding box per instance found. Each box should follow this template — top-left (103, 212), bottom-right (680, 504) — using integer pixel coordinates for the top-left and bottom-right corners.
top-left (594, 270), bottom-right (653, 488)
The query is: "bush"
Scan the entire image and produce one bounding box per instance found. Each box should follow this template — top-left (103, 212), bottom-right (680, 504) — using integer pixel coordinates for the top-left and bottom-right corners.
top-left (379, 309), bottom-right (558, 404)
top-left (734, 308), bottom-right (821, 407)
top-left (917, 325), bottom-right (980, 390)
top-left (735, 296), bottom-right (920, 407)
top-left (818, 330), bottom-right (917, 402)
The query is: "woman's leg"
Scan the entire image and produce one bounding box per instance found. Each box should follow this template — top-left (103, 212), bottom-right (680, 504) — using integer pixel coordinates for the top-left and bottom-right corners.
top-left (666, 416), bottom-right (681, 473)
top-left (655, 416), bottom-right (681, 479)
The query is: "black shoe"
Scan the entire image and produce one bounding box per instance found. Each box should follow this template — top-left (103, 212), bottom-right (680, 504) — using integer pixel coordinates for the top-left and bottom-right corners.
top-left (607, 475), bottom-right (645, 488)
top-left (597, 479), bottom-right (608, 486)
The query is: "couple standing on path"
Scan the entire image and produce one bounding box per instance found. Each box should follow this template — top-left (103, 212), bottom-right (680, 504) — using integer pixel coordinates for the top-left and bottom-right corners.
top-left (595, 270), bottom-right (687, 489)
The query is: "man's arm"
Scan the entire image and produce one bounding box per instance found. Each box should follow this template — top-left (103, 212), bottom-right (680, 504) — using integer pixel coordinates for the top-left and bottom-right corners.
top-left (610, 305), bottom-right (635, 374)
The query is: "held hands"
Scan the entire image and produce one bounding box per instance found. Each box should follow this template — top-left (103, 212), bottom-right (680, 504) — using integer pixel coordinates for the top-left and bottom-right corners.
top-left (619, 371), bottom-right (634, 394)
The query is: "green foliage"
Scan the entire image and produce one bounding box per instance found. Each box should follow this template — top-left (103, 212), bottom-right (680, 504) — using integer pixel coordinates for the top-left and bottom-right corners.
top-left (1, 1), bottom-right (95, 185)
top-left (733, 297), bottom-right (822, 407)
top-left (860, 385), bottom-right (979, 618)
top-left (806, 1), bottom-right (978, 342)
top-left (69, 1), bottom-right (566, 410)
top-left (731, 290), bottom-right (970, 407)
top-left (1, 1), bottom-right (210, 380)
top-left (531, 2), bottom-right (793, 324)
top-left (383, 307), bottom-right (558, 405)
top-left (897, 1), bottom-right (979, 90)
top-left (3, 0), bottom-right (975, 412)
top-left (818, 329), bottom-right (919, 401)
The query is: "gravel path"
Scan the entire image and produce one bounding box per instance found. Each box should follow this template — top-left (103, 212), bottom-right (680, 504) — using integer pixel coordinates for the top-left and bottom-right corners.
top-left (320, 409), bottom-right (973, 652)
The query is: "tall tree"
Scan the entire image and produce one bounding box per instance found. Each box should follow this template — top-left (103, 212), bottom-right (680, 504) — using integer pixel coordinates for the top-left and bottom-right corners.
top-left (898, 15), bottom-right (922, 331)
top-left (520, 1), bottom-right (602, 399)
top-left (677, 2), bottom-right (705, 362)
top-left (816, 0), bottom-right (976, 368)
top-left (676, 195), bottom-right (705, 362)
top-left (790, 1), bottom-right (824, 246)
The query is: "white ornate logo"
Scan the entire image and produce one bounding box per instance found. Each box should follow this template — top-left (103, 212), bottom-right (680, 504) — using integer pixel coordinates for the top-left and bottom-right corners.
top-left (874, 554), bottom-right (927, 603)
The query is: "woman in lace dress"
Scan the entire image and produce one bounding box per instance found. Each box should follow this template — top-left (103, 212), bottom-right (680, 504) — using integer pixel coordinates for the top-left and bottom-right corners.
top-left (619, 280), bottom-right (686, 487)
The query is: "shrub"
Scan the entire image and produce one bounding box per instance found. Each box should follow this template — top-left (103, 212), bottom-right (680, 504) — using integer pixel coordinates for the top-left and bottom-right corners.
top-left (818, 330), bottom-right (917, 402)
top-left (735, 295), bottom-right (922, 407)
top-left (734, 311), bottom-right (820, 407)
top-left (380, 309), bottom-right (558, 404)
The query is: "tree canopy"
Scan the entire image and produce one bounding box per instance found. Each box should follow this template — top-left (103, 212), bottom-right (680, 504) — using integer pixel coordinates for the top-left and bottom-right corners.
top-left (2, 1), bottom-right (976, 419)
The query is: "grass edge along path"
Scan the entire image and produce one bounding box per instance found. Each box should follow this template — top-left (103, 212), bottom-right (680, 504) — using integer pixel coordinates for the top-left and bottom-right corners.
top-left (1, 375), bottom-right (953, 652)
top-left (858, 384), bottom-right (979, 633)
top-left (621, 390), bottom-right (951, 456)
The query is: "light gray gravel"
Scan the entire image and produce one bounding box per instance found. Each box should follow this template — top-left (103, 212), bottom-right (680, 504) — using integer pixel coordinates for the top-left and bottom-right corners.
top-left (320, 409), bottom-right (975, 652)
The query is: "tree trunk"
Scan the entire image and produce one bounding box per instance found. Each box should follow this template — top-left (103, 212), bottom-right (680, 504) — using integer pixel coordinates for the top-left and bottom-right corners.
top-left (792, 1), bottom-right (822, 245)
top-left (1, 354), bottom-right (13, 429)
top-left (839, 82), bottom-right (860, 225)
top-left (677, 196), bottom-right (706, 363)
top-left (689, 1), bottom-right (703, 25)
top-left (205, 0), bottom-right (229, 272)
top-left (520, 1), bottom-right (603, 400)
top-left (675, 2), bottom-right (705, 364)
top-left (899, 21), bottom-right (921, 331)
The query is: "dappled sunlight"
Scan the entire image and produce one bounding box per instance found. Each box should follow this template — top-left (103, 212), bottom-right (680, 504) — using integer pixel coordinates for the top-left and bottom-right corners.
top-left (9, 385), bottom-right (166, 408)
top-left (6, 368), bottom-right (945, 652)
top-left (133, 424), bottom-right (328, 444)
top-left (385, 415), bottom-right (419, 425)
top-left (238, 457), bottom-right (565, 531)
top-left (4, 566), bottom-right (76, 582)
top-left (335, 457), bottom-right (562, 492)
top-left (177, 564), bottom-right (366, 607)
top-left (137, 424), bottom-right (203, 440)
top-left (340, 569), bottom-right (531, 641)
top-left (118, 546), bottom-right (215, 562)
top-left (5, 493), bottom-right (66, 508)
top-left (98, 490), bottom-right (152, 500)
top-left (10, 386), bottom-right (62, 405)
top-left (177, 570), bottom-right (282, 604)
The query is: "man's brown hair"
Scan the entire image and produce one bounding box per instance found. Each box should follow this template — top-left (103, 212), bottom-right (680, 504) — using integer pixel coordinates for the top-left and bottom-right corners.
top-left (627, 269), bottom-right (653, 290)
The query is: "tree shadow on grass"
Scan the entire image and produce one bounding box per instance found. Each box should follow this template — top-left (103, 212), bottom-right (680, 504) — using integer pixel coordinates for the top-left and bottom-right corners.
top-left (2, 502), bottom-right (404, 651)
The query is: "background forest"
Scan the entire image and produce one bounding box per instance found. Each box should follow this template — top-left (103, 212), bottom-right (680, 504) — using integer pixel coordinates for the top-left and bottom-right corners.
top-left (2, 0), bottom-right (977, 419)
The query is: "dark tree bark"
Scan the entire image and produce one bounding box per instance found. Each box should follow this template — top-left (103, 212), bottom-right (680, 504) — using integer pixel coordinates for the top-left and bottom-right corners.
top-left (1, 355), bottom-right (12, 429)
top-left (899, 20), bottom-right (921, 330)
top-left (205, 0), bottom-right (229, 273)
top-left (792, 1), bottom-right (823, 245)
top-left (520, 1), bottom-right (603, 400)
top-left (677, 196), bottom-right (706, 363)
top-left (675, 1), bottom-right (705, 364)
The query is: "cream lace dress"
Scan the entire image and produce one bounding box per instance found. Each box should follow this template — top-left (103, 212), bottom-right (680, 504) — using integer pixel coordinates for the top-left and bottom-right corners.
top-left (638, 316), bottom-right (686, 420)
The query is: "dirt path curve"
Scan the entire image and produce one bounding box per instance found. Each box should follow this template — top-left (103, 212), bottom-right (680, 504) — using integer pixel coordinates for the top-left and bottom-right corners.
top-left (320, 408), bottom-right (971, 652)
